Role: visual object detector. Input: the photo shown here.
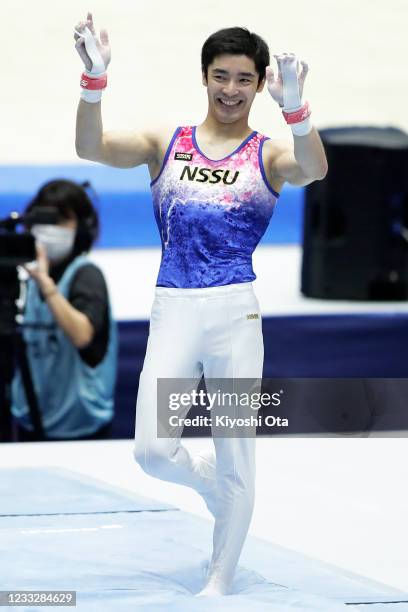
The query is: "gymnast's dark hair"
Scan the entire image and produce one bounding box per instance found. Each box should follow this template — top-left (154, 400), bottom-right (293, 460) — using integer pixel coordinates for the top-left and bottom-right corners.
top-left (25, 179), bottom-right (99, 255)
top-left (201, 27), bottom-right (270, 85)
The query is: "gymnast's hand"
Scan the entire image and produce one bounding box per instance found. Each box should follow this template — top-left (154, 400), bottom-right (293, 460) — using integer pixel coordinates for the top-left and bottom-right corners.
top-left (74, 12), bottom-right (111, 75)
top-left (265, 53), bottom-right (308, 110)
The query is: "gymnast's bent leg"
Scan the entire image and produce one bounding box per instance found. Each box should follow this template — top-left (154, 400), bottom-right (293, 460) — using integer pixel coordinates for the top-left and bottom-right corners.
top-left (133, 292), bottom-right (217, 515)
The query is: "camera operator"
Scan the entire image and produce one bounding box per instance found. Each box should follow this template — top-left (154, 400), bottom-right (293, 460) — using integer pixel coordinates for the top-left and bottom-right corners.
top-left (11, 179), bottom-right (118, 441)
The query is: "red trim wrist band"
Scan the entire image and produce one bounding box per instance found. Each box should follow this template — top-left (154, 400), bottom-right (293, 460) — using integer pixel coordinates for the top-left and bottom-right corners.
top-left (80, 72), bottom-right (108, 91)
top-left (282, 101), bottom-right (311, 124)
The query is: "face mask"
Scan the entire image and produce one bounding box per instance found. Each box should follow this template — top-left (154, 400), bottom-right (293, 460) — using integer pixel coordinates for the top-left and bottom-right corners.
top-left (31, 224), bottom-right (76, 264)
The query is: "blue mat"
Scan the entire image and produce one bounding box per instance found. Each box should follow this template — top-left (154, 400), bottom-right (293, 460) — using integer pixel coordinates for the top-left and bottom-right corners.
top-left (0, 164), bottom-right (304, 247)
top-left (0, 467), bottom-right (175, 516)
top-left (0, 468), bottom-right (407, 610)
top-left (1, 511), bottom-right (407, 610)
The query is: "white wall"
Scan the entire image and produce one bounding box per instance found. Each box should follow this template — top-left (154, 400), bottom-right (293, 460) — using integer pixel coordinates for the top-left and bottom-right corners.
top-left (1, 0), bottom-right (407, 163)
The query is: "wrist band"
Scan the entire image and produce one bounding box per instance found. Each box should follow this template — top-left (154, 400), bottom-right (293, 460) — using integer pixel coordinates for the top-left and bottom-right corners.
top-left (282, 101), bottom-right (312, 136)
top-left (80, 72), bottom-right (108, 91)
top-left (80, 71), bottom-right (107, 103)
top-left (282, 101), bottom-right (311, 124)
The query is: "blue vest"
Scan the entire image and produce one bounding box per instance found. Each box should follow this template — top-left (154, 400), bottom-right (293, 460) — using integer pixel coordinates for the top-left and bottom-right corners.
top-left (11, 255), bottom-right (118, 438)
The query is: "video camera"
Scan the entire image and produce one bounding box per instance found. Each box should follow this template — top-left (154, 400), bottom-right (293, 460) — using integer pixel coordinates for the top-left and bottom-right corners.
top-left (0, 206), bottom-right (59, 441)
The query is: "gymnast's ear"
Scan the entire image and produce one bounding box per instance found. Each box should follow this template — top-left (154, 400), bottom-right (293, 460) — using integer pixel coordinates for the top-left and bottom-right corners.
top-left (202, 70), bottom-right (208, 87)
top-left (257, 77), bottom-right (266, 93)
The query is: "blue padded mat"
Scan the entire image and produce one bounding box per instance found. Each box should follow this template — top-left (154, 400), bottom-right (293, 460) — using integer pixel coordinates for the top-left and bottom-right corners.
top-left (1, 509), bottom-right (407, 610)
top-left (0, 467), bottom-right (175, 516)
top-left (1, 467), bottom-right (407, 610)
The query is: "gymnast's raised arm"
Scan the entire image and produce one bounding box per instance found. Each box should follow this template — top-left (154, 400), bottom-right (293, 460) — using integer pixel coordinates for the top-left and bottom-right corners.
top-left (74, 12), bottom-right (158, 169)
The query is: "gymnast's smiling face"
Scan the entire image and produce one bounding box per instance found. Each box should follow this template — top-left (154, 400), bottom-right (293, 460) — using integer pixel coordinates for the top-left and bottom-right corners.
top-left (202, 54), bottom-right (265, 125)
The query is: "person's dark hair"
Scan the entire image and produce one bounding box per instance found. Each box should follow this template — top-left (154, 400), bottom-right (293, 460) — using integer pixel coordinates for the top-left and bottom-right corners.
top-left (25, 179), bottom-right (99, 254)
top-left (201, 27), bottom-right (270, 85)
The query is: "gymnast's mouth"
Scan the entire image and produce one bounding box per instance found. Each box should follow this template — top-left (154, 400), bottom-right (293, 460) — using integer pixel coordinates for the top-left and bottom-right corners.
top-left (217, 98), bottom-right (243, 108)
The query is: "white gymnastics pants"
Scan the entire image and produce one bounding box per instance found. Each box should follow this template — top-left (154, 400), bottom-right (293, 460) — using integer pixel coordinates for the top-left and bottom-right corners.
top-left (133, 282), bottom-right (264, 591)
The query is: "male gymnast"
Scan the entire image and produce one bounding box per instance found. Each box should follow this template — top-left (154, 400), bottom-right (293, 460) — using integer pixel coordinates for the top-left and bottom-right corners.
top-left (74, 12), bottom-right (327, 597)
